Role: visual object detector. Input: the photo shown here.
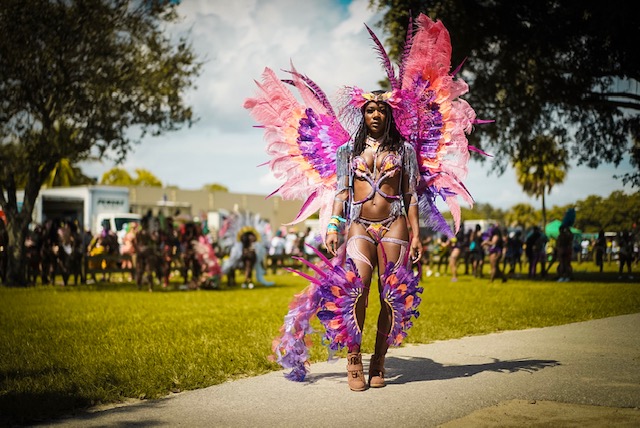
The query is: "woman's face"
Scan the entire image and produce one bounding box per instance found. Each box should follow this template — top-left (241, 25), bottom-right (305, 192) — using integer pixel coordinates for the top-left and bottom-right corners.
top-left (364, 101), bottom-right (387, 138)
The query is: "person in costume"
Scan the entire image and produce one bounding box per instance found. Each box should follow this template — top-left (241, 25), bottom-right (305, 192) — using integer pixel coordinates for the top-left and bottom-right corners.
top-left (245, 13), bottom-right (488, 389)
top-left (219, 211), bottom-right (274, 288)
top-left (324, 90), bottom-right (422, 390)
top-left (483, 225), bottom-right (507, 283)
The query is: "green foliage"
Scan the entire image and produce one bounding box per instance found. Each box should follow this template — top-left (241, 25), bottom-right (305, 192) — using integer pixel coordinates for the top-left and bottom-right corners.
top-left (370, 0), bottom-right (640, 186)
top-left (44, 159), bottom-right (97, 188)
top-left (504, 203), bottom-right (540, 229)
top-left (203, 183), bottom-right (230, 192)
top-left (514, 135), bottom-right (569, 225)
top-left (133, 168), bottom-right (163, 187)
top-left (100, 167), bottom-right (134, 186)
top-left (101, 167), bottom-right (163, 187)
top-left (1, 269), bottom-right (639, 424)
top-left (448, 189), bottom-right (637, 233)
top-left (0, 0), bottom-right (200, 284)
top-left (514, 136), bottom-right (568, 199)
top-left (575, 191), bottom-right (640, 232)
top-left (100, 167), bottom-right (162, 187)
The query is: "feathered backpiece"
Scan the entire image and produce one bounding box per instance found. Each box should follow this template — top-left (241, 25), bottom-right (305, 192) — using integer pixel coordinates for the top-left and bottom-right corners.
top-left (244, 63), bottom-right (350, 236)
top-left (561, 208), bottom-right (576, 228)
top-left (219, 210), bottom-right (270, 276)
top-left (347, 14), bottom-right (490, 236)
top-left (245, 14), bottom-right (487, 238)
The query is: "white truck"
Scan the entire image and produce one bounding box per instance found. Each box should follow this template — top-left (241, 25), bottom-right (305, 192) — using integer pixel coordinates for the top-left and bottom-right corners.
top-left (32, 185), bottom-right (141, 237)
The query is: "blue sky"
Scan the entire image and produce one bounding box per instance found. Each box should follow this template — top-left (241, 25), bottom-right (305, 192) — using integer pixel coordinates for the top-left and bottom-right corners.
top-left (81, 0), bottom-right (636, 211)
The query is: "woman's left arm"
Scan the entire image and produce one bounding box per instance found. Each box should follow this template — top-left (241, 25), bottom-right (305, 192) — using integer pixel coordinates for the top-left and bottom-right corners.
top-left (403, 144), bottom-right (422, 263)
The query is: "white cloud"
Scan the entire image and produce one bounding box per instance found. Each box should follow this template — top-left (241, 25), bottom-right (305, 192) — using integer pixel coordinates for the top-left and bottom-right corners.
top-left (81, 0), bottom-right (636, 210)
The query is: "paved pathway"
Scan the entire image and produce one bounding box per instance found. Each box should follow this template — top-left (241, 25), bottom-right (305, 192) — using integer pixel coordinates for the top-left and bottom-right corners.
top-left (41, 313), bottom-right (640, 427)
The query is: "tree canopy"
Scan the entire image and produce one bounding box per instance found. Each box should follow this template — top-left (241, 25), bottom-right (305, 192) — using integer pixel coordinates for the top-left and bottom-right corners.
top-left (370, 0), bottom-right (640, 186)
top-left (203, 183), bottom-right (229, 193)
top-left (100, 167), bottom-right (162, 187)
top-left (0, 0), bottom-right (200, 285)
top-left (514, 135), bottom-right (569, 226)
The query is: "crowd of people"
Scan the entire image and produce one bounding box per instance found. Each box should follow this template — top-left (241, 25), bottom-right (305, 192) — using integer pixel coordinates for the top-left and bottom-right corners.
top-left (1, 214), bottom-right (638, 289)
top-left (0, 213), bottom-right (223, 290)
top-left (0, 212), bottom-right (329, 290)
top-left (420, 224), bottom-right (638, 282)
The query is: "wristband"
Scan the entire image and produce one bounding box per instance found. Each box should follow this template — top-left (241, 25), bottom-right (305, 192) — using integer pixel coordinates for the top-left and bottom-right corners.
top-left (327, 223), bottom-right (339, 232)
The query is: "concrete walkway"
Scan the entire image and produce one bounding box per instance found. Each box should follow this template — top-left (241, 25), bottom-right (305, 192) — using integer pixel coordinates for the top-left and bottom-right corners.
top-left (41, 313), bottom-right (640, 427)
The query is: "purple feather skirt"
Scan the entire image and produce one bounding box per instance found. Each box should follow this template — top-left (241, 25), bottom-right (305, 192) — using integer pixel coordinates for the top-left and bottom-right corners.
top-left (271, 246), bottom-right (423, 381)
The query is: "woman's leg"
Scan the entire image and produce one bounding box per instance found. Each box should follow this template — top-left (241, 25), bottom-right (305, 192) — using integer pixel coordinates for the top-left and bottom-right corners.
top-left (345, 221), bottom-right (377, 352)
top-left (344, 222), bottom-right (376, 391)
top-left (449, 248), bottom-right (460, 281)
top-left (491, 253), bottom-right (502, 281)
top-left (370, 218), bottom-right (409, 387)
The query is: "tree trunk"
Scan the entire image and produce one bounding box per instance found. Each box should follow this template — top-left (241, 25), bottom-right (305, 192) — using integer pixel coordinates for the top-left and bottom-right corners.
top-left (1, 169), bottom-right (48, 287)
top-left (541, 191), bottom-right (547, 230)
top-left (5, 221), bottom-right (29, 286)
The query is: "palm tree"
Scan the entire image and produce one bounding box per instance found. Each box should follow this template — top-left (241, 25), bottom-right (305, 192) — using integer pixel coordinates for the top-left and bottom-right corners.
top-left (43, 158), bottom-right (96, 188)
top-left (513, 135), bottom-right (569, 227)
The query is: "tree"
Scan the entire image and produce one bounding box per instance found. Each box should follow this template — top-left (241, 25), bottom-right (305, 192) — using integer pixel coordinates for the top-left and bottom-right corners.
top-left (575, 191), bottom-right (640, 233)
top-left (132, 169), bottom-right (162, 187)
top-left (100, 167), bottom-right (162, 186)
top-left (504, 203), bottom-right (540, 230)
top-left (371, 0), bottom-right (640, 186)
top-left (100, 168), bottom-right (135, 186)
top-left (458, 202), bottom-right (505, 224)
top-left (0, 0), bottom-right (201, 286)
top-left (43, 159), bottom-right (97, 188)
top-left (513, 135), bottom-right (568, 227)
top-left (203, 183), bottom-right (229, 192)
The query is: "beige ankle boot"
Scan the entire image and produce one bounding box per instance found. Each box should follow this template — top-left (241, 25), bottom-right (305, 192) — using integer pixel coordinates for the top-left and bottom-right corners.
top-left (368, 354), bottom-right (386, 388)
top-left (346, 352), bottom-right (366, 391)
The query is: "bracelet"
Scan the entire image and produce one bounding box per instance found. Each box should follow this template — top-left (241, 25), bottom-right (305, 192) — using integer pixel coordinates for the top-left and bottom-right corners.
top-left (326, 229), bottom-right (338, 235)
top-left (327, 223), bottom-right (339, 232)
top-left (331, 215), bottom-right (346, 223)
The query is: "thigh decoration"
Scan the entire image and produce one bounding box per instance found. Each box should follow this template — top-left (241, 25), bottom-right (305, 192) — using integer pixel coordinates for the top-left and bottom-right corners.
top-left (272, 244), bottom-right (423, 381)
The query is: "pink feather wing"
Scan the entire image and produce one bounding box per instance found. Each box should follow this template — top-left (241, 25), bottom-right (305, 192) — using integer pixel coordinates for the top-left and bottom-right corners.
top-left (244, 67), bottom-right (349, 226)
top-left (398, 14), bottom-right (483, 234)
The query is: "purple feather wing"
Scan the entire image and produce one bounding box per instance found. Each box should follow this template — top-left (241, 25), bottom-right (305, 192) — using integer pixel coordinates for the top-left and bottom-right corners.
top-left (245, 67), bottom-right (349, 230)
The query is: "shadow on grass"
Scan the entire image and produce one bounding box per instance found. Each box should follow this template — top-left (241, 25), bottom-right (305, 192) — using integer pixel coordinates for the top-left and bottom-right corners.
top-left (0, 390), bottom-right (94, 427)
top-left (502, 270), bottom-right (637, 284)
top-left (40, 281), bottom-right (288, 293)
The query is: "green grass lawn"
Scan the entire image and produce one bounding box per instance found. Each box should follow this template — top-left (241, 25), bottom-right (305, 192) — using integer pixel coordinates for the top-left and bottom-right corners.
top-left (1, 260), bottom-right (638, 425)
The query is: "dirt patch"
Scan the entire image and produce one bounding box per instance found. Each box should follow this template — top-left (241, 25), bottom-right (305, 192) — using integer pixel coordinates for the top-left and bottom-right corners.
top-left (439, 399), bottom-right (640, 427)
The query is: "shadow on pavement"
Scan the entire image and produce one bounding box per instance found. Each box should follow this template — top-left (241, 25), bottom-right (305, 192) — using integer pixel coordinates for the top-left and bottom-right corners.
top-left (388, 355), bottom-right (560, 385)
top-left (303, 355), bottom-right (560, 386)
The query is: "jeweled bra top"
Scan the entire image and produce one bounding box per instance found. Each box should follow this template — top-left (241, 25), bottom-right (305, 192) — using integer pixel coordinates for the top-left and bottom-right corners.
top-left (335, 141), bottom-right (419, 224)
top-left (351, 152), bottom-right (402, 204)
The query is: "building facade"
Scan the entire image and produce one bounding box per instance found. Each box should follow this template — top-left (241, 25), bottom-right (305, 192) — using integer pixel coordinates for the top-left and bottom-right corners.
top-left (126, 185), bottom-right (306, 229)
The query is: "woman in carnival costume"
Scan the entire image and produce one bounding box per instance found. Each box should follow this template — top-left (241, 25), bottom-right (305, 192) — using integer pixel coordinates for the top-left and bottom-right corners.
top-left (245, 14), bottom-right (488, 390)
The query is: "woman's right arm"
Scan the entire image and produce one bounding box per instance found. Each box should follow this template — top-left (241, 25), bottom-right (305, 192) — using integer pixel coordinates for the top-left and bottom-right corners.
top-left (325, 144), bottom-right (350, 256)
top-left (326, 191), bottom-right (347, 256)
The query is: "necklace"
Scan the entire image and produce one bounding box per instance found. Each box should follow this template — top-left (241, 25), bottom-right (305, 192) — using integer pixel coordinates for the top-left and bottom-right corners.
top-left (366, 135), bottom-right (382, 151)
top-left (365, 135), bottom-right (383, 205)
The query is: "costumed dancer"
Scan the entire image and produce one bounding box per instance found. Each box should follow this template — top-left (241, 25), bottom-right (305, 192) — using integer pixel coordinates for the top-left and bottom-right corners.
top-left (220, 211), bottom-right (274, 288)
top-left (244, 14), bottom-right (487, 390)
